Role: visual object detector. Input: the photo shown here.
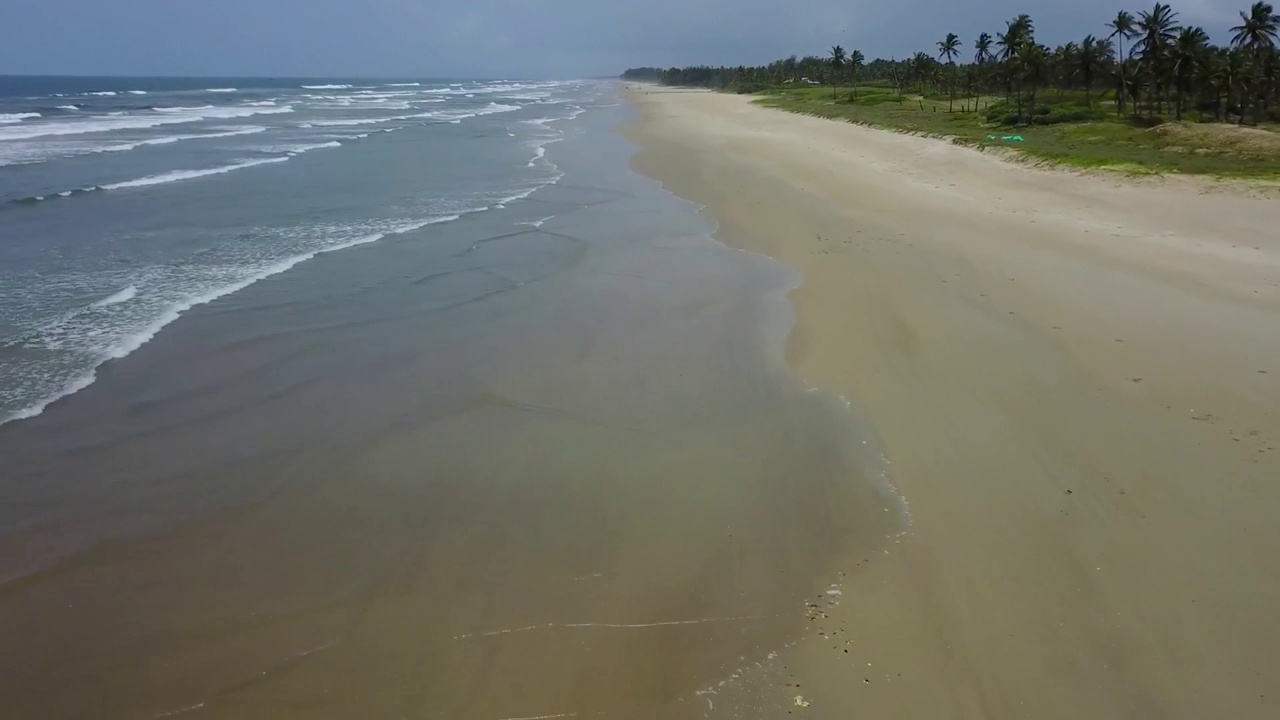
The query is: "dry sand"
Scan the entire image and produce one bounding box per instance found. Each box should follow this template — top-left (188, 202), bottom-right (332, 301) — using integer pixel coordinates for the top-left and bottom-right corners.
top-left (625, 87), bottom-right (1280, 719)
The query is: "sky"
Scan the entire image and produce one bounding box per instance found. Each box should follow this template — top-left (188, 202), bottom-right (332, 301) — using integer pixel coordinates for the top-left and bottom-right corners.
top-left (0, 0), bottom-right (1251, 79)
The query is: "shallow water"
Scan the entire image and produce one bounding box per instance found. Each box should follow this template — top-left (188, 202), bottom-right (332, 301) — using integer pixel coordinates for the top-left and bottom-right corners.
top-left (0, 82), bottom-right (903, 719)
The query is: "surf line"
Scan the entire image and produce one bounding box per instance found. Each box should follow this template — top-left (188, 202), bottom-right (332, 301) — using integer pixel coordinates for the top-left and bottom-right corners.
top-left (453, 615), bottom-right (767, 640)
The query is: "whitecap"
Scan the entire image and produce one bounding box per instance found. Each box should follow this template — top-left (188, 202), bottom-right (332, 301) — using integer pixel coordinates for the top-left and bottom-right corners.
top-left (0, 105), bottom-right (292, 141)
top-left (300, 84), bottom-right (352, 90)
top-left (96, 127), bottom-right (268, 153)
top-left (266, 141), bottom-right (342, 155)
top-left (311, 115), bottom-right (404, 127)
top-left (101, 157), bottom-right (290, 190)
top-left (90, 285), bottom-right (138, 307)
top-left (0, 112), bottom-right (41, 125)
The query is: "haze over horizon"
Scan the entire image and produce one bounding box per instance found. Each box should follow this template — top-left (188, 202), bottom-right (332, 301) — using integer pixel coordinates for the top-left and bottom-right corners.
top-left (1, 0), bottom-right (1249, 79)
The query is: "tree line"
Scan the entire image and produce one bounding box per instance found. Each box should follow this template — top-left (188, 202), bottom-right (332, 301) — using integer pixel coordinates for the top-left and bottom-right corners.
top-left (621, 2), bottom-right (1280, 125)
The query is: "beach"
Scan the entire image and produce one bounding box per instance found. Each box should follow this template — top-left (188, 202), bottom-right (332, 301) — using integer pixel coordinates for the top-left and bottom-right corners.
top-left (625, 87), bottom-right (1280, 719)
top-left (2, 77), bottom-right (1277, 719)
top-left (1, 82), bottom-right (900, 719)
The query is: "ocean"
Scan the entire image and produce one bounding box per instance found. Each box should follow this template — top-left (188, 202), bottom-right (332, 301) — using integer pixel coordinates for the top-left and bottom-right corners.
top-left (0, 77), bottom-right (901, 719)
top-left (1, 76), bottom-right (583, 422)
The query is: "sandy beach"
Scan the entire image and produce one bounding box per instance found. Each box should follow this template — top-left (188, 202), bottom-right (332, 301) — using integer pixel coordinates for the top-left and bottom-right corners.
top-left (0, 96), bottom-right (901, 720)
top-left (625, 87), bottom-right (1280, 719)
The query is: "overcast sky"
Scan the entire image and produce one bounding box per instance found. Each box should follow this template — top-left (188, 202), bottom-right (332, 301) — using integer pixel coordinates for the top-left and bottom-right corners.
top-left (0, 0), bottom-right (1249, 78)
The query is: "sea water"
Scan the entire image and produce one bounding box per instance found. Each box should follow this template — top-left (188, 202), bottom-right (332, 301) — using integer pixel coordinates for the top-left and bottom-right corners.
top-left (0, 76), bottom-right (583, 423)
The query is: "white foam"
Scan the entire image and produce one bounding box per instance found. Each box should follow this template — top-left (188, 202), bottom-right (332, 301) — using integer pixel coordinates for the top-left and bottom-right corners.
top-left (152, 104), bottom-right (217, 113)
top-left (101, 157), bottom-right (289, 190)
top-left (243, 100), bottom-right (277, 106)
top-left (205, 88), bottom-right (238, 93)
top-left (0, 126), bottom-right (271, 167)
top-left (311, 115), bottom-right (404, 127)
top-left (91, 285), bottom-right (138, 307)
top-left (57, 105), bottom-right (80, 111)
top-left (127, 90), bottom-right (148, 95)
top-left (269, 141), bottom-right (342, 155)
top-left (97, 126), bottom-right (268, 154)
top-left (3, 373), bottom-right (98, 424)
top-left (0, 214), bottom-right (463, 427)
top-left (0, 105), bottom-right (292, 141)
top-left (387, 82), bottom-right (421, 87)
top-left (425, 103), bottom-right (521, 124)
top-left (86, 91), bottom-right (117, 96)
top-left (301, 84), bottom-right (352, 90)
top-left (0, 112), bottom-right (41, 124)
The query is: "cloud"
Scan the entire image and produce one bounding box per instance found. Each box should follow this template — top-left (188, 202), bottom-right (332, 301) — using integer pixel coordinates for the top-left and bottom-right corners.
top-left (0, 0), bottom-right (1258, 78)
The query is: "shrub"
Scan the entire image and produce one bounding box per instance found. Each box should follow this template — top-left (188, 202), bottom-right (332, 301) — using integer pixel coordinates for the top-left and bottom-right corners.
top-left (987, 100), bottom-right (1109, 126)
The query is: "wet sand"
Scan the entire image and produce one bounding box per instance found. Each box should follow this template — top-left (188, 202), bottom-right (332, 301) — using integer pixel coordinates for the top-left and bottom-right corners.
top-left (0, 100), bottom-right (899, 719)
top-left (625, 87), bottom-right (1280, 719)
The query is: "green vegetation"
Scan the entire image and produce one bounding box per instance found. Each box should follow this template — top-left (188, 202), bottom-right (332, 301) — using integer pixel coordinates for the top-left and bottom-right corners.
top-left (621, 2), bottom-right (1280, 177)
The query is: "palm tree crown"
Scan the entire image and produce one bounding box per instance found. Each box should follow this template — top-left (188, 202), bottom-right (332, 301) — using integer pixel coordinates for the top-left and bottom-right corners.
top-left (974, 32), bottom-right (994, 64)
top-left (1230, 1), bottom-right (1279, 49)
top-left (938, 33), bottom-right (962, 64)
top-left (829, 45), bottom-right (847, 67)
top-left (1108, 10), bottom-right (1137, 50)
top-left (1135, 3), bottom-right (1181, 58)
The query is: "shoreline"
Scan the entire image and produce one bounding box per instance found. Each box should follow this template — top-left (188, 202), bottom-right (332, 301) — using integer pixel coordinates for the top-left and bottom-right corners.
top-left (623, 86), bottom-right (1280, 718)
top-left (0, 94), bottom-right (905, 719)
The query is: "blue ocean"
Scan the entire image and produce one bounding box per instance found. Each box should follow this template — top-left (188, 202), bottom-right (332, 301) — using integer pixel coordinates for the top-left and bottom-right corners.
top-left (0, 76), bottom-right (587, 422)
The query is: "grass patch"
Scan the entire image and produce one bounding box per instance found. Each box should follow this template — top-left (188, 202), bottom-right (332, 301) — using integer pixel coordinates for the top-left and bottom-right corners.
top-left (751, 85), bottom-right (1280, 178)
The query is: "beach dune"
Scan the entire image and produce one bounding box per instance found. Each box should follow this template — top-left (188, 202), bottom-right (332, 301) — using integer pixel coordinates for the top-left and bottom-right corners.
top-left (625, 87), bottom-right (1280, 719)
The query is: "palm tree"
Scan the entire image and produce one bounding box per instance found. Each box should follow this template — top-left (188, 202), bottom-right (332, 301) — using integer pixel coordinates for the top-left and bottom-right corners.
top-left (997, 17), bottom-right (1034, 104)
top-left (829, 45), bottom-right (847, 98)
top-left (848, 49), bottom-right (866, 98)
top-left (938, 33), bottom-right (962, 111)
top-left (973, 33), bottom-right (994, 107)
top-left (1078, 35), bottom-right (1106, 105)
top-left (1013, 41), bottom-right (1049, 118)
top-left (1108, 10), bottom-right (1137, 115)
top-left (1052, 42), bottom-right (1081, 99)
top-left (1135, 3), bottom-right (1181, 119)
top-left (1011, 14), bottom-right (1036, 42)
top-left (910, 51), bottom-right (934, 94)
top-left (975, 32), bottom-right (994, 64)
top-left (1221, 48), bottom-right (1250, 120)
top-left (997, 16), bottom-right (1033, 61)
top-left (1230, 1), bottom-right (1280, 123)
top-left (1172, 26), bottom-right (1210, 119)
